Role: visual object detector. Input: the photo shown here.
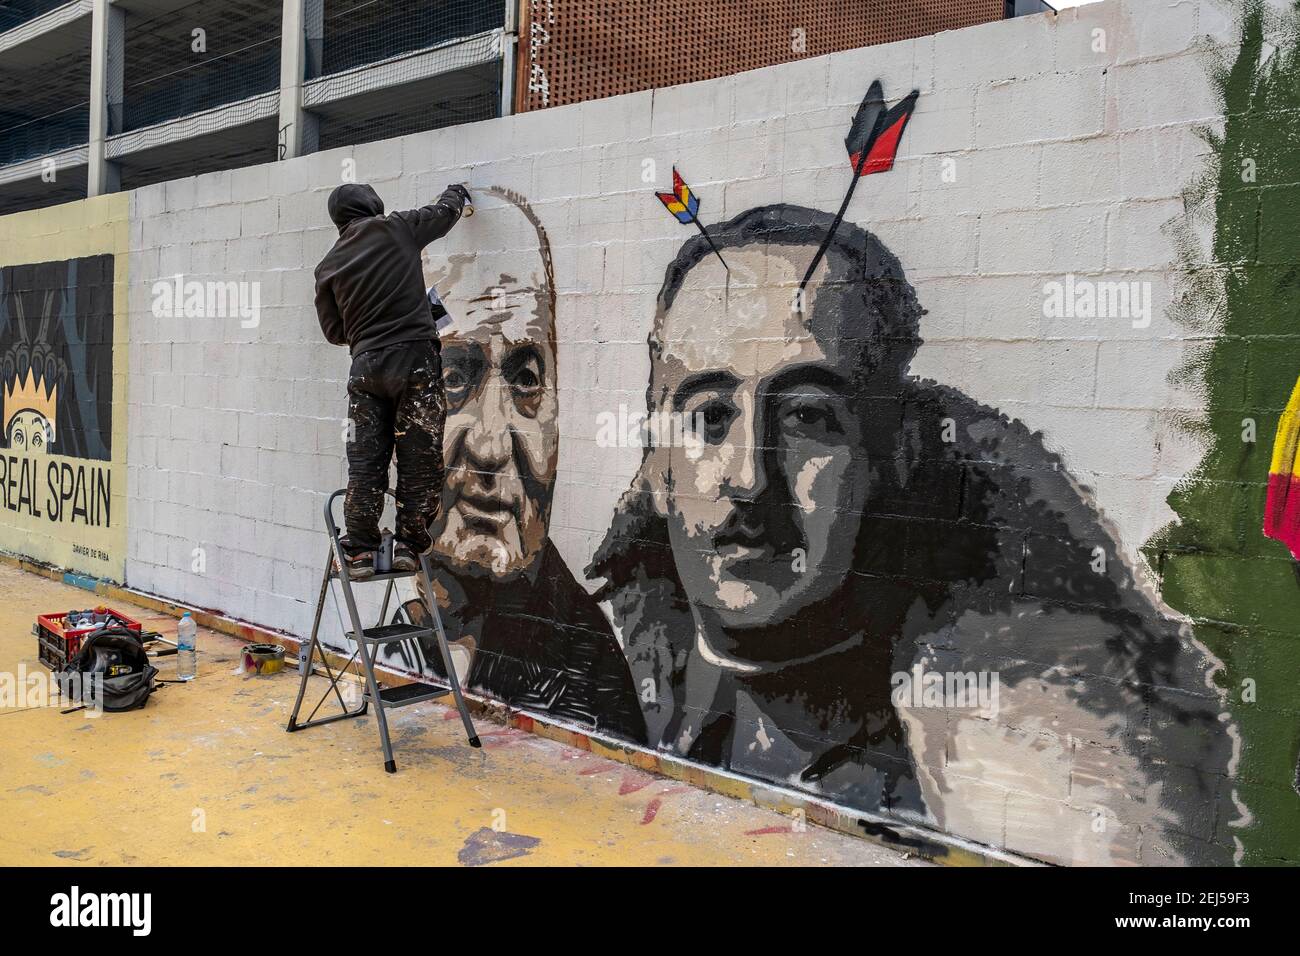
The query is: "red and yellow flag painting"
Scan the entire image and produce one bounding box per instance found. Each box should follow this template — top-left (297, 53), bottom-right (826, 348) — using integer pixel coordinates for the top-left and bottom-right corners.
top-left (1265, 375), bottom-right (1300, 559)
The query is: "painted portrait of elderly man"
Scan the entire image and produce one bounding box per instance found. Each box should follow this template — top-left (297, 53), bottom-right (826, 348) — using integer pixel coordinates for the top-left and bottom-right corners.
top-left (385, 187), bottom-right (646, 744)
top-left (588, 204), bottom-right (1240, 864)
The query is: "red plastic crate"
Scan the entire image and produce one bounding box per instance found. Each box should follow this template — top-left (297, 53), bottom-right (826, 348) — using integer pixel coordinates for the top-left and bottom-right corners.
top-left (34, 606), bottom-right (143, 671)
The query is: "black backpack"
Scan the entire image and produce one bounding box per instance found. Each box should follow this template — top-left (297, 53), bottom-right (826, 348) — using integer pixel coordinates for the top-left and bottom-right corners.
top-left (62, 628), bottom-right (159, 712)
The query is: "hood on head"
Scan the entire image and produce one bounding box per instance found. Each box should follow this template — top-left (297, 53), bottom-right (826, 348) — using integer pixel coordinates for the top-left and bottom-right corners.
top-left (328, 183), bottom-right (384, 233)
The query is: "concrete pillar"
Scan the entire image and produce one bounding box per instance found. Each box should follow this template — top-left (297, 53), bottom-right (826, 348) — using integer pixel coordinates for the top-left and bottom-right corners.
top-left (87, 0), bottom-right (123, 196)
top-left (278, 0), bottom-right (320, 160)
top-left (501, 0), bottom-right (518, 117)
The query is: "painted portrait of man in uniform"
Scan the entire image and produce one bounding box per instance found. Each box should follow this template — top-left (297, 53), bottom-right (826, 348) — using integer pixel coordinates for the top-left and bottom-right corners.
top-left (588, 204), bottom-right (1239, 864)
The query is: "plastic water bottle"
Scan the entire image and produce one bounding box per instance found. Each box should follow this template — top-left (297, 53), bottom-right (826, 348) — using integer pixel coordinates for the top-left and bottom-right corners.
top-left (177, 613), bottom-right (197, 681)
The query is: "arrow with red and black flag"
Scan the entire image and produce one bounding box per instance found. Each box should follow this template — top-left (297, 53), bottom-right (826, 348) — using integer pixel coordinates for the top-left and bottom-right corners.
top-left (799, 79), bottom-right (919, 293)
top-left (656, 167), bottom-right (728, 271)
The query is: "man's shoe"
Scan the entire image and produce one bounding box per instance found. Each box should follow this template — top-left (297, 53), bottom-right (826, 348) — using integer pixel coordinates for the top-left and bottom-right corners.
top-left (335, 549), bottom-right (376, 580)
top-left (392, 543), bottom-right (420, 573)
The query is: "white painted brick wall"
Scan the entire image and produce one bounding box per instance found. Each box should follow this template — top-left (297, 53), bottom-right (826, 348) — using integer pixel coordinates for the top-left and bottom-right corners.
top-left (119, 0), bottom-right (1223, 654)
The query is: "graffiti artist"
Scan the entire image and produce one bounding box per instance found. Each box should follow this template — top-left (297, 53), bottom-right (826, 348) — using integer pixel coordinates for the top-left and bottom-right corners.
top-left (314, 181), bottom-right (470, 576)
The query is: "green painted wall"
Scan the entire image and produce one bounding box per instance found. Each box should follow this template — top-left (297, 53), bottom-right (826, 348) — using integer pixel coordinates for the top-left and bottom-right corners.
top-left (1146, 0), bottom-right (1300, 865)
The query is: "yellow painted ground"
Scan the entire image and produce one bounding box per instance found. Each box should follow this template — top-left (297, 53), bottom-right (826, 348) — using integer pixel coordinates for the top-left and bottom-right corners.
top-left (0, 564), bottom-right (923, 867)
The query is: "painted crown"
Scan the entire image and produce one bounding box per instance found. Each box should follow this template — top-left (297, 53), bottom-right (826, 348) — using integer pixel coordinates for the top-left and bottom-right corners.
top-left (3, 366), bottom-right (57, 437)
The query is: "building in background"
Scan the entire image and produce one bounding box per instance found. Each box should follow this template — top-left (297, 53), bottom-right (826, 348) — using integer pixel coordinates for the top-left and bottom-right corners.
top-left (0, 0), bottom-right (1029, 216)
top-left (515, 0), bottom-right (1008, 113)
top-left (0, 0), bottom-right (510, 215)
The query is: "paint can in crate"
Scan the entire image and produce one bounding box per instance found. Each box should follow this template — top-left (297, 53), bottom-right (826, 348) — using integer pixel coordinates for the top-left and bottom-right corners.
top-left (34, 607), bottom-right (144, 670)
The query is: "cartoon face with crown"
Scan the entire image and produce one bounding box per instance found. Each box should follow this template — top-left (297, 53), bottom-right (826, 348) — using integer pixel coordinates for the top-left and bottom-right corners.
top-left (2, 291), bottom-right (64, 458)
top-left (4, 369), bottom-right (57, 455)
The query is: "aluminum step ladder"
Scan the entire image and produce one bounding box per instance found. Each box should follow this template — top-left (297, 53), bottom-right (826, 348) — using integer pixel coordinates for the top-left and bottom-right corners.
top-left (286, 488), bottom-right (480, 772)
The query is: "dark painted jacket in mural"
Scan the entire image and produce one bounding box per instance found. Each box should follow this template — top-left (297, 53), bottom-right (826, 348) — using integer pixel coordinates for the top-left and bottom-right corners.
top-left (395, 542), bottom-right (648, 744)
top-left (591, 381), bottom-right (1238, 865)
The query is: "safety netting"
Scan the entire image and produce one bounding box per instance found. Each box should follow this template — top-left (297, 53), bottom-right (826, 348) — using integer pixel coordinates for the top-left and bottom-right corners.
top-left (113, 0), bottom-right (282, 135)
top-left (0, 0), bottom-right (74, 34)
top-left (0, 45), bottom-right (89, 168)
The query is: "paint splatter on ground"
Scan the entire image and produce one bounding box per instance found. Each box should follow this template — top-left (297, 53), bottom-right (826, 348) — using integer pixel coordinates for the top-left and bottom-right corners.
top-left (457, 827), bottom-right (542, 866)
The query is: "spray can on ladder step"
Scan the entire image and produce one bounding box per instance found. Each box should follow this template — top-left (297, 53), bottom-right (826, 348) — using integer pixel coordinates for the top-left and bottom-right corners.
top-left (375, 529), bottom-right (394, 574)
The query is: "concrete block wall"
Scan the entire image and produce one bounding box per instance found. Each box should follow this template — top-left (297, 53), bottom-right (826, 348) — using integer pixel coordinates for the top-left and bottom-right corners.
top-left (127, 0), bottom-right (1225, 628)
top-left (3, 0), bottom-right (1292, 864)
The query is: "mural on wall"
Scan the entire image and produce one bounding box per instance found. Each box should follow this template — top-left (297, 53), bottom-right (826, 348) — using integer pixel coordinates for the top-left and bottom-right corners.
top-left (1144, 0), bottom-right (1300, 866)
top-left (587, 199), bottom-right (1234, 864)
top-left (384, 186), bottom-right (647, 743)
top-left (0, 254), bottom-right (121, 574)
top-left (372, 75), bottom-right (1246, 864)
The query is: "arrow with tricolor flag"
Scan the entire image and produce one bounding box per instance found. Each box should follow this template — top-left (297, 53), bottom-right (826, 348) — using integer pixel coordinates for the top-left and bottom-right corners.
top-left (799, 79), bottom-right (919, 293)
top-left (655, 167), bottom-right (728, 271)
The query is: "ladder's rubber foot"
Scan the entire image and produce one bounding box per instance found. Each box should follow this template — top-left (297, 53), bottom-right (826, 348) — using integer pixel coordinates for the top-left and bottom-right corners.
top-left (384, 759), bottom-right (397, 773)
top-left (468, 736), bottom-right (482, 748)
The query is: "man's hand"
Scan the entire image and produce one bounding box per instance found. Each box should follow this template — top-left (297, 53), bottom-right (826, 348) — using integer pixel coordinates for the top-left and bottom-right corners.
top-left (401, 186), bottom-right (471, 246)
top-left (448, 183), bottom-right (473, 218)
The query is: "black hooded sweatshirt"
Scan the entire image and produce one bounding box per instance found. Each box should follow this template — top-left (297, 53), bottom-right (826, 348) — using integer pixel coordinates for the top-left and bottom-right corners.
top-left (314, 182), bottom-right (466, 356)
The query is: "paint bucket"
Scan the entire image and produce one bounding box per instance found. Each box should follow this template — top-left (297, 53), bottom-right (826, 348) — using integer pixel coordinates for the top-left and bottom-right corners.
top-left (238, 643), bottom-right (286, 676)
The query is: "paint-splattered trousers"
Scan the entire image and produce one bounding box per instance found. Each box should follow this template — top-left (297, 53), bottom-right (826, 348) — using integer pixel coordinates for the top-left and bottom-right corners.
top-left (341, 338), bottom-right (445, 554)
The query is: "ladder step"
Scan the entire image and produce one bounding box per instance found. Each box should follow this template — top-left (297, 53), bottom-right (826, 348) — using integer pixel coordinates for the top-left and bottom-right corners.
top-left (349, 623), bottom-right (433, 644)
top-left (332, 568), bottom-right (420, 582)
top-left (369, 681), bottom-right (452, 708)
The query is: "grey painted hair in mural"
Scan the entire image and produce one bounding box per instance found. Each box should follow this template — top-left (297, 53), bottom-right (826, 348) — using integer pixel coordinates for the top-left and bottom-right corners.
top-left (655, 202), bottom-right (924, 395)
